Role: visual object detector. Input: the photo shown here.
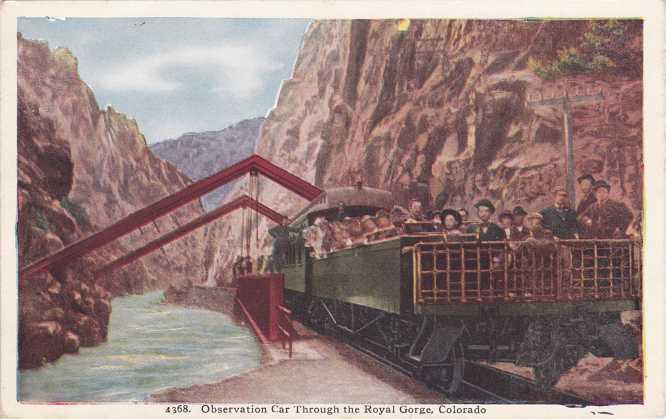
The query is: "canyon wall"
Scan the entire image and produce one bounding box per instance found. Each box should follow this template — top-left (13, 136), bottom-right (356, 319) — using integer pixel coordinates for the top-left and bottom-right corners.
top-left (205, 19), bottom-right (642, 284)
top-left (17, 34), bottom-right (207, 368)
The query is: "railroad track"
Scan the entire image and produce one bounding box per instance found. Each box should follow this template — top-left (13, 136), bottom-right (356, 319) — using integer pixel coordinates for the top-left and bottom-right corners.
top-left (343, 337), bottom-right (594, 405)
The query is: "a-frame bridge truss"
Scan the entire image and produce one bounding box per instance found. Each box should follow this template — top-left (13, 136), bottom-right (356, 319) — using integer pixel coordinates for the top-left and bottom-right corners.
top-left (20, 154), bottom-right (322, 280)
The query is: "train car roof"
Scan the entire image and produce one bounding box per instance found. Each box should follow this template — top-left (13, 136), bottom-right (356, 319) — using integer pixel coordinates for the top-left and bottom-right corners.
top-left (290, 186), bottom-right (394, 225)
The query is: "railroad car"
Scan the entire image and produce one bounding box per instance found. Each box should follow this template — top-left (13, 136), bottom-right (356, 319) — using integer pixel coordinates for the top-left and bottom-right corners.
top-left (282, 187), bottom-right (642, 393)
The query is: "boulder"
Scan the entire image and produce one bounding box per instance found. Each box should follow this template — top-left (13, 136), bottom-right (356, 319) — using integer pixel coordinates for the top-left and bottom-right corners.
top-left (63, 331), bottom-right (80, 353)
top-left (19, 321), bottom-right (64, 369)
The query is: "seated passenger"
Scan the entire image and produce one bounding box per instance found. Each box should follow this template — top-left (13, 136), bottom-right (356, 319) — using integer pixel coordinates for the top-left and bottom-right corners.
top-left (303, 218), bottom-right (326, 259)
top-left (498, 211), bottom-right (517, 240)
top-left (440, 208), bottom-right (464, 238)
top-left (361, 215), bottom-right (379, 243)
top-left (518, 213), bottom-right (557, 257)
top-left (346, 217), bottom-right (366, 246)
top-left (373, 209), bottom-right (399, 240)
top-left (329, 220), bottom-right (352, 250)
top-left (431, 212), bottom-right (444, 232)
top-left (512, 206), bottom-right (530, 240)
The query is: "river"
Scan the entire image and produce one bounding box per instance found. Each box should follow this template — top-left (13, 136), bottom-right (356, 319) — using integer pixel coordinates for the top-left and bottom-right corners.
top-left (18, 291), bottom-right (262, 402)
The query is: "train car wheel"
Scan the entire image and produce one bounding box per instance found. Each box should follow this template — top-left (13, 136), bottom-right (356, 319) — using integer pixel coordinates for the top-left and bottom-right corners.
top-left (438, 342), bottom-right (465, 394)
top-left (534, 353), bottom-right (563, 390)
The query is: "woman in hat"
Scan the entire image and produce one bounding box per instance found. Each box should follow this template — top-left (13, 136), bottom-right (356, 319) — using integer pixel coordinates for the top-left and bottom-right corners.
top-left (440, 209), bottom-right (464, 237)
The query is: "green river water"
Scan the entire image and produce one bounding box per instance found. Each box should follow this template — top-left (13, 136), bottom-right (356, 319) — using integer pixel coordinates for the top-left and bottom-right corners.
top-left (18, 291), bottom-right (261, 402)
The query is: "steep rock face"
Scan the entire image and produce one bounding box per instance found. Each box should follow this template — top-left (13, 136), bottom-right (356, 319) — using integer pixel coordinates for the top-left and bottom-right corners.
top-left (17, 34), bottom-right (207, 368)
top-left (150, 117), bottom-right (264, 210)
top-left (205, 19), bottom-right (642, 284)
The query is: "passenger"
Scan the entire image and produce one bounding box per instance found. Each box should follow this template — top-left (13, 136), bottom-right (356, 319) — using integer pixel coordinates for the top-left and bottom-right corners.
top-left (578, 180), bottom-right (633, 239)
top-left (406, 199), bottom-right (426, 222)
top-left (498, 211), bottom-right (516, 240)
top-left (431, 212), bottom-right (444, 232)
top-left (390, 205), bottom-right (410, 223)
top-left (466, 199), bottom-right (505, 241)
top-left (330, 220), bottom-right (352, 250)
top-left (576, 174), bottom-right (597, 216)
top-left (374, 209), bottom-right (399, 240)
top-left (303, 217), bottom-right (326, 259)
top-left (346, 217), bottom-right (366, 246)
top-left (525, 213), bottom-right (555, 241)
top-left (512, 206), bottom-right (530, 240)
top-left (440, 208), bottom-right (464, 237)
top-left (515, 213), bottom-right (557, 297)
top-left (539, 187), bottom-right (579, 239)
top-left (361, 215), bottom-right (379, 243)
top-left (268, 216), bottom-right (299, 273)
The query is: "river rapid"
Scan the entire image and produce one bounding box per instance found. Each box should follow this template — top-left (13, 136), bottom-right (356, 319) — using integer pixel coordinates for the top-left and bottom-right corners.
top-left (19, 291), bottom-right (261, 402)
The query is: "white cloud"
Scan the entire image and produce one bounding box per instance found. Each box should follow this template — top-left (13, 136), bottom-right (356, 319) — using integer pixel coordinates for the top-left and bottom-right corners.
top-left (96, 44), bottom-right (283, 98)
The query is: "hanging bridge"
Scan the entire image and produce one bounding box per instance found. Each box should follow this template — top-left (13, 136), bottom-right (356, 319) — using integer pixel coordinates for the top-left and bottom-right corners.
top-left (19, 154), bottom-right (322, 281)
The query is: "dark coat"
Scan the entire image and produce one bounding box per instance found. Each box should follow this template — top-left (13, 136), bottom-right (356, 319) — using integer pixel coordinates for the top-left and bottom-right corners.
top-left (512, 225), bottom-right (530, 241)
top-left (503, 226), bottom-right (529, 241)
top-left (577, 192), bottom-right (597, 216)
top-left (579, 199), bottom-right (634, 239)
top-left (466, 222), bottom-right (506, 241)
top-left (269, 225), bottom-right (300, 250)
top-left (539, 206), bottom-right (579, 239)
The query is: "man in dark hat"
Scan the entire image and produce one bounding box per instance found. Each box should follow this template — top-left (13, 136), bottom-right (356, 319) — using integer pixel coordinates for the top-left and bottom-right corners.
top-left (268, 216), bottom-right (300, 273)
top-left (578, 180), bottom-right (633, 238)
top-left (576, 174), bottom-right (597, 216)
top-left (466, 199), bottom-right (505, 240)
top-left (539, 187), bottom-right (579, 239)
top-left (512, 206), bottom-right (529, 240)
top-left (498, 211), bottom-right (516, 240)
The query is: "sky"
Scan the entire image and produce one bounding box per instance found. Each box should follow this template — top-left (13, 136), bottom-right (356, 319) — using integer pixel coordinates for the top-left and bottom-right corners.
top-left (18, 18), bottom-right (310, 143)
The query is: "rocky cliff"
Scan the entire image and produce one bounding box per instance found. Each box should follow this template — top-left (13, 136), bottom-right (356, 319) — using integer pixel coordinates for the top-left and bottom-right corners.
top-left (204, 19), bottom-right (642, 284)
top-left (17, 34), bottom-right (207, 368)
top-left (150, 117), bottom-right (264, 210)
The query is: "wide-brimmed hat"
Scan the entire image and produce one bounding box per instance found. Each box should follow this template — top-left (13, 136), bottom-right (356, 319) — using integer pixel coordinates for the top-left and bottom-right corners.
top-left (474, 199), bottom-right (495, 213)
top-left (526, 212), bottom-right (544, 221)
top-left (592, 180), bottom-right (611, 191)
top-left (577, 174), bottom-right (596, 184)
top-left (512, 206), bottom-right (527, 216)
top-left (498, 210), bottom-right (514, 221)
top-left (440, 209), bottom-right (462, 226)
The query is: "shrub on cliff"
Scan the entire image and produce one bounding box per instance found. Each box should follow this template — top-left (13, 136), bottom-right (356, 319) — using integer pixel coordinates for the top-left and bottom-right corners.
top-left (529, 20), bottom-right (642, 80)
top-left (60, 197), bottom-right (91, 230)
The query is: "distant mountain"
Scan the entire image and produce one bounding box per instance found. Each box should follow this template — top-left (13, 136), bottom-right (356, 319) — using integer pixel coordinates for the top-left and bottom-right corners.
top-left (150, 117), bottom-right (264, 210)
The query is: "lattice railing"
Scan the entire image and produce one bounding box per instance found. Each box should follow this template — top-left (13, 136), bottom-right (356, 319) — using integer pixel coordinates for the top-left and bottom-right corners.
top-left (411, 239), bottom-right (642, 304)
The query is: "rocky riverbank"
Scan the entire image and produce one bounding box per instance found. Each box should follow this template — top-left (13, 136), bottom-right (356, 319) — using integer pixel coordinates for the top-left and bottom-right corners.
top-left (17, 34), bottom-right (207, 369)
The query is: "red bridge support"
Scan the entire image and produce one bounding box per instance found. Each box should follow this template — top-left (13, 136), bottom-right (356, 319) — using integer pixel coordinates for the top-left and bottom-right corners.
top-left (236, 274), bottom-right (285, 342)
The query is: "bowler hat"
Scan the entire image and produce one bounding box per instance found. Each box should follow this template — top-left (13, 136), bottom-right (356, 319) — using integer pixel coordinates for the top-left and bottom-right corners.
top-left (577, 174), bottom-right (596, 184)
top-left (592, 180), bottom-right (611, 191)
top-left (498, 210), bottom-right (514, 221)
top-left (474, 199), bottom-right (495, 213)
top-left (512, 206), bottom-right (527, 216)
top-left (440, 209), bottom-right (463, 226)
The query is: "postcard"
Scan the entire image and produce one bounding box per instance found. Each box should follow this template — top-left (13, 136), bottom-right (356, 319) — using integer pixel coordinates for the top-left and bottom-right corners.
top-left (1, 1), bottom-right (664, 418)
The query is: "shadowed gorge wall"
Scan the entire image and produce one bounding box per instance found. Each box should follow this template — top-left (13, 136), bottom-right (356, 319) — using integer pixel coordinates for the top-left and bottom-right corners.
top-left (204, 19), bottom-right (642, 284)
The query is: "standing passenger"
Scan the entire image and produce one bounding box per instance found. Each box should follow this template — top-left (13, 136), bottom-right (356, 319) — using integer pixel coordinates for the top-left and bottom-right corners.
top-left (268, 216), bottom-right (299, 273)
top-left (576, 174), bottom-right (597, 216)
top-left (539, 188), bottom-right (579, 239)
top-left (579, 180), bottom-right (634, 239)
top-left (466, 199), bottom-right (505, 241)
